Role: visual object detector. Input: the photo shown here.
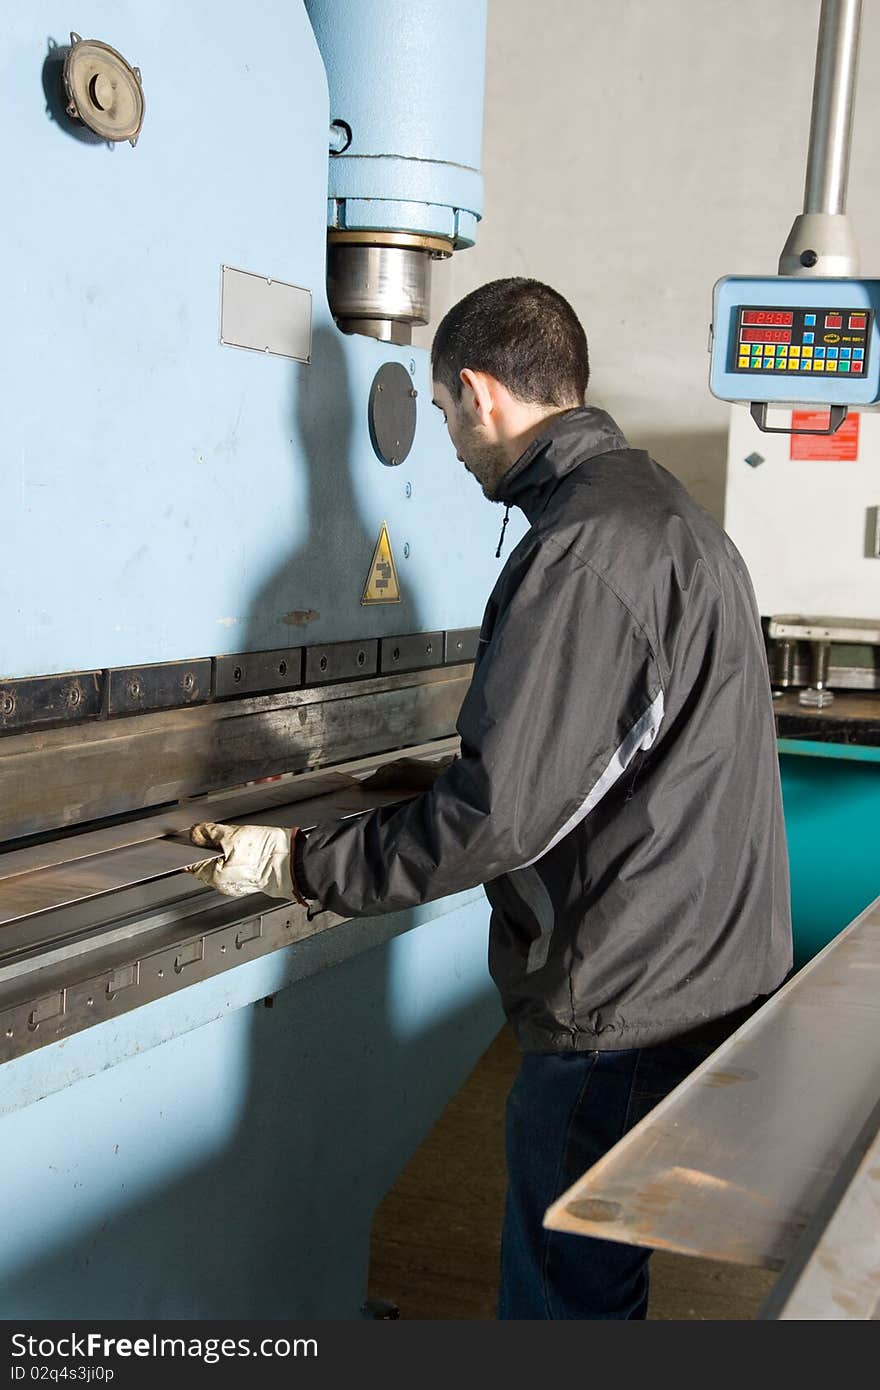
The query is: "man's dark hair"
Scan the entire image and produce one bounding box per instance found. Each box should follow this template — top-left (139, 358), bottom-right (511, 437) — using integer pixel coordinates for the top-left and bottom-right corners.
top-left (431, 277), bottom-right (589, 406)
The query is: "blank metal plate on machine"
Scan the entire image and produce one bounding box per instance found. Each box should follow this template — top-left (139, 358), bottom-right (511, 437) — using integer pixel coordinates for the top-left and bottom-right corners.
top-left (0, 840), bottom-right (222, 926)
top-left (220, 265), bottom-right (312, 363)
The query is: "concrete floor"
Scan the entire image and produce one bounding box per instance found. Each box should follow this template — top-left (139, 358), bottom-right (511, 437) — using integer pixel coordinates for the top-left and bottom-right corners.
top-left (368, 1025), bottom-right (778, 1320)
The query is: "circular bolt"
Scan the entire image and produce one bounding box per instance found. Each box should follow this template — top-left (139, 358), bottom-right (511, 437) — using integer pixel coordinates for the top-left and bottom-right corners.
top-left (278, 660), bottom-right (288, 677)
top-left (157, 968), bottom-right (164, 979)
top-left (5, 1028), bottom-right (12, 1039)
top-left (409, 360), bottom-right (416, 374)
top-left (390, 456), bottom-right (399, 466)
top-left (86, 996), bottom-right (94, 1007)
top-left (405, 482), bottom-right (412, 498)
top-left (426, 642), bottom-right (433, 655)
top-left (377, 383), bottom-right (384, 392)
top-left (403, 542), bottom-right (411, 559)
top-left (357, 650), bottom-right (366, 667)
top-left (392, 647), bottom-right (400, 662)
top-left (319, 655), bottom-right (328, 672)
top-left (233, 666), bottom-right (242, 682)
top-left (183, 673), bottom-right (194, 691)
top-left (410, 388), bottom-right (418, 399)
top-left (128, 680), bottom-right (142, 700)
top-left (1, 694), bottom-right (15, 716)
top-left (800, 249), bottom-right (819, 268)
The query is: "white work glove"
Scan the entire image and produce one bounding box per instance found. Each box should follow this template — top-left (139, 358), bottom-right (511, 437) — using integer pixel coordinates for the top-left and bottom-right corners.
top-left (185, 821), bottom-right (303, 901)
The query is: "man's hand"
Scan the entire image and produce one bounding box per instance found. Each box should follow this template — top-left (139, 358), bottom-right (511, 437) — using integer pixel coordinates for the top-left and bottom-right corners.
top-left (185, 822), bottom-right (299, 900)
top-left (359, 754), bottom-right (457, 793)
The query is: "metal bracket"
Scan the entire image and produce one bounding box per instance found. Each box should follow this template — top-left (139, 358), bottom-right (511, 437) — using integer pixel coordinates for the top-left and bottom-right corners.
top-left (750, 402), bottom-right (848, 435)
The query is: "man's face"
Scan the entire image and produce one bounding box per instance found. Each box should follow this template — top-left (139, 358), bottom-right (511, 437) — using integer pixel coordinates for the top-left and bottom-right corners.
top-left (431, 379), bottom-right (510, 501)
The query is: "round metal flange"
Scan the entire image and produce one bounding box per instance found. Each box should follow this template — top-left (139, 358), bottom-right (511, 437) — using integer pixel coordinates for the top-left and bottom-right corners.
top-left (63, 33), bottom-right (145, 145)
top-left (328, 229), bottom-right (453, 259)
top-left (368, 363), bottom-right (418, 467)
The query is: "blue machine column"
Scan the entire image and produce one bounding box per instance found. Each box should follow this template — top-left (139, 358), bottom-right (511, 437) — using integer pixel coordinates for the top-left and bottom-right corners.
top-left (305, 0), bottom-right (486, 343)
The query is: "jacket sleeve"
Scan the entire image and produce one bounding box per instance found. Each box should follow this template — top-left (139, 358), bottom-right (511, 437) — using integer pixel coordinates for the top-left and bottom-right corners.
top-left (299, 543), bottom-right (664, 917)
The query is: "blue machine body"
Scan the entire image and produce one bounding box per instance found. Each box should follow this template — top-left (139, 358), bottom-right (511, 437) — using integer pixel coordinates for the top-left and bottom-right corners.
top-left (710, 275), bottom-right (880, 406)
top-left (305, 0), bottom-right (485, 245)
top-left (0, 0), bottom-right (515, 1319)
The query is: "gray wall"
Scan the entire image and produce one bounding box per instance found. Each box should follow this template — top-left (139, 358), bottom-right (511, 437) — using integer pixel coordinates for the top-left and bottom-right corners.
top-left (416, 0), bottom-right (880, 522)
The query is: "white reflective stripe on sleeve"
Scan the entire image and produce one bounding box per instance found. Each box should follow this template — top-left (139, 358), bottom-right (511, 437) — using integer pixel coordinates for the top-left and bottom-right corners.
top-left (518, 688), bottom-right (665, 869)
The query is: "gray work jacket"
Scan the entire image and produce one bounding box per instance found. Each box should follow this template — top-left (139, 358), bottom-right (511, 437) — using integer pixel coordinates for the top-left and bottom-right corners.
top-left (298, 406), bottom-right (793, 1051)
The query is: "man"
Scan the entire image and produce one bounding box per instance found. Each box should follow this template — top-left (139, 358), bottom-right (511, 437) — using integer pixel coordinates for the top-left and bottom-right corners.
top-left (187, 277), bottom-right (792, 1319)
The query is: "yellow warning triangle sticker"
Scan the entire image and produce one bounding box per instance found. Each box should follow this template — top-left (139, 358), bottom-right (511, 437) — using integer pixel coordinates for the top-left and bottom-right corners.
top-left (362, 522), bottom-right (401, 605)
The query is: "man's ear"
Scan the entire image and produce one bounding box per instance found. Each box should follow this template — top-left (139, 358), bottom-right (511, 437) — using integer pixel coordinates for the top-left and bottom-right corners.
top-left (459, 368), bottom-right (496, 425)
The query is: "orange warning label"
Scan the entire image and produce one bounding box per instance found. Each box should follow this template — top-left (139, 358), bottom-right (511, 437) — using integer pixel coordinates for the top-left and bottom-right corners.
top-left (790, 411), bottom-right (860, 460)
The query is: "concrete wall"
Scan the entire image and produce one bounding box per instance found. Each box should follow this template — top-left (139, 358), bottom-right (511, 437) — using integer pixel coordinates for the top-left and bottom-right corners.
top-left (416, 0), bottom-right (880, 524)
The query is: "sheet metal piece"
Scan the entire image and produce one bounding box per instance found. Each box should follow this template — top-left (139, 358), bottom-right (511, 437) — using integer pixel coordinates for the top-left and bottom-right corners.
top-left (543, 895), bottom-right (880, 1271)
top-left (0, 841), bottom-right (221, 927)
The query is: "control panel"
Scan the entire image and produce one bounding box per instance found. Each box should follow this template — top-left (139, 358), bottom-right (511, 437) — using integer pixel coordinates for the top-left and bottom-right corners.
top-left (710, 276), bottom-right (880, 408)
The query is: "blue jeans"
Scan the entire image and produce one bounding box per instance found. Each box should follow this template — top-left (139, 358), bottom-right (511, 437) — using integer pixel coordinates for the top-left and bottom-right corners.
top-left (498, 1040), bottom-right (715, 1319)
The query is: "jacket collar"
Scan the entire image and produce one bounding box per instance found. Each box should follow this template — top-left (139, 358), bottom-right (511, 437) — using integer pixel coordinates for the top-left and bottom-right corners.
top-left (496, 405), bottom-right (629, 524)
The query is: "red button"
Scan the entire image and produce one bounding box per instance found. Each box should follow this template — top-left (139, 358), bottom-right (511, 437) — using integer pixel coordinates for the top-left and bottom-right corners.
top-left (849, 314), bottom-right (867, 329)
top-left (825, 314), bottom-right (843, 329)
top-left (851, 359), bottom-right (863, 372)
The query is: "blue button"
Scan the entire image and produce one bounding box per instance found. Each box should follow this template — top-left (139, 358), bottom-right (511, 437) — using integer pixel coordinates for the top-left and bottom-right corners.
top-left (803, 331), bottom-right (814, 343)
top-left (815, 346), bottom-right (826, 357)
top-left (841, 347), bottom-right (851, 358)
top-left (804, 313), bottom-right (816, 325)
top-left (854, 348), bottom-right (864, 359)
top-left (827, 347), bottom-right (838, 358)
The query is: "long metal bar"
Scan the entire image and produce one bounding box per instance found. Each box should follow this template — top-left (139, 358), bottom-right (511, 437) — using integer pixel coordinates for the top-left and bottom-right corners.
top-left (803, 0), bottom-right (862, 215)
top-left (543, 892), bottom-right (880, 1273)
top-left (757, 1100), bottom-right (880, 1319)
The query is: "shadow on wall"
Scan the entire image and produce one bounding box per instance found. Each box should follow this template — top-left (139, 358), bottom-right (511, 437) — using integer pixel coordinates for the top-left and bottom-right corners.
top-left (244, 323), bottom-right (375, 655)
top-left (628, 429), bottom-right (730, 527)
top-left (0, 322), bottom-right (500, 1318)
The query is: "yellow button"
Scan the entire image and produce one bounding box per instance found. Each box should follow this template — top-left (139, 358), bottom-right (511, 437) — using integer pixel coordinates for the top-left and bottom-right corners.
top-left (787, 360), bottom-right (798, 369)
top-left (814, 361), bottom-right (825, 371)
top-left (738, 358), bottom-right (749, 369)
top-left (789, 346), bottom-right (800, 357)
top-left (802, 361), bottom-right (812, 371)
top-left (763, 344), bottom-right (774, 355)
top-left (827, 361), bottom-right (837, 371)
top-left (802, 345), bottom-right (813, 357)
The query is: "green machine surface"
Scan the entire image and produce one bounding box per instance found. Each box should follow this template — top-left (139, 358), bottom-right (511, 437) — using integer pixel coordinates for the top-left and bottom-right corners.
top-left (777, 711), bottom-right (880, 969)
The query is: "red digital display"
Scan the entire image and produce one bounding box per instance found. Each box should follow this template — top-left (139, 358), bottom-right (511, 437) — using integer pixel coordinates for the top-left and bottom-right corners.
top-left (741, 310), bottom-right (793, 327)
top-left (740, 328), bottom-right (792, 344)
